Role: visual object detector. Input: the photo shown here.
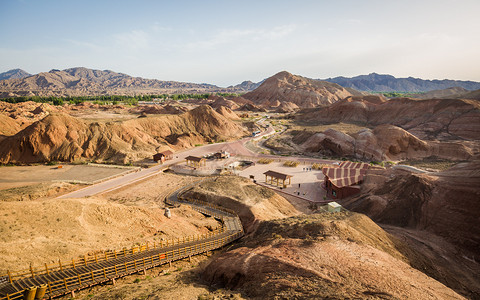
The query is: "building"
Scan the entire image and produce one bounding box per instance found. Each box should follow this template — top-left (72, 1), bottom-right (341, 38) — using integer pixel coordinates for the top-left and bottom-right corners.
top-left (263, 170), bottom-right (293, 187)
top-left (214, 150), bottom-right (230, 159)
top-left (153, 150), bottom-right (174, 163)
top-left (322, 161), bottom-right (371, 199)
top-left (185, 155), bottom-right (206, 168)
top-left (327, 202), bottom-right (342, 213)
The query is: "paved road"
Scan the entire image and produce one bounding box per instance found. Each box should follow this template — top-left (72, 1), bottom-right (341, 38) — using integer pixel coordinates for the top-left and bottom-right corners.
top-left (59, 125), bottom-right (275, 198)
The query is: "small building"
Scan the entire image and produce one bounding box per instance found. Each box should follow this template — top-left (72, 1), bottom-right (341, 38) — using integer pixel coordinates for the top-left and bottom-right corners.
top-left (185, 155), bottom-right (206, 168)
top-left (322, 161), bottom-right (370, 199)
top-left (214, 150), bottom-right (230, 159)
top-left (327, 202), bottom-right (342, 213)
top-left (263, 170), bottom-right (292, 187)
top-left (153, 150), bottom-right (174, 163)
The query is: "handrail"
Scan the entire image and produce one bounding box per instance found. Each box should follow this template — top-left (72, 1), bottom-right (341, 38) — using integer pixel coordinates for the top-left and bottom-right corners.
top-left (0, 188), bottom-right (244, 300)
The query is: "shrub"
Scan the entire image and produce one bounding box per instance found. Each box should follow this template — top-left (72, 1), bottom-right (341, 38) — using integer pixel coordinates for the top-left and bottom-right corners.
top-left (283, 161), bottom-right (299, 167)
top-left (258, 158), bottom-right (274, 164)
top-left (52, 98), bottom-right (63, 106)
top-left (312, 163), bottom-right (327, 170)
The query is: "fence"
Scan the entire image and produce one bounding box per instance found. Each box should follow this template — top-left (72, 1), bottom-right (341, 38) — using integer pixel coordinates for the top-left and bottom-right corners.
top-left (0, 193), bottom-right (244, 300)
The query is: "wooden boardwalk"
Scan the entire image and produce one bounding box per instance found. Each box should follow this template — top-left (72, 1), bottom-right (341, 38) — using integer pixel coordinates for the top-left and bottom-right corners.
top-left (0, 188), bottom-right (244, 300)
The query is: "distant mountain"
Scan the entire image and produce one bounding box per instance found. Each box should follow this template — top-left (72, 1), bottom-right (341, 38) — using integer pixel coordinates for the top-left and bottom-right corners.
top-left (410, 87), bottom-right (469, 99)
top-left (228, 80), bottom-right (264, 92)
top-left (0, 69), bottom-right (31, 81)
top-left (243, 71), bottom-right (362, 108)
top-left (0, 67), bottom-right (229, 98)
top-left (323, 73), bottom-right (480, 92)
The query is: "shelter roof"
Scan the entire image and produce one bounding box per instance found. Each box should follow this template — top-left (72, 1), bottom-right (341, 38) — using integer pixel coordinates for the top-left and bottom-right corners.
top-left (159, 150), bottom-right (173, 156)
top-left (185, 155), bottom-right (205, 162)
top-left (263, 170), bottom-right (292, 180)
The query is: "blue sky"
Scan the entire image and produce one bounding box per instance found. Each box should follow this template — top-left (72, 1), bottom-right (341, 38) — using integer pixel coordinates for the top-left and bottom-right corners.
top-left (1, 0), bottom-right (479, 86)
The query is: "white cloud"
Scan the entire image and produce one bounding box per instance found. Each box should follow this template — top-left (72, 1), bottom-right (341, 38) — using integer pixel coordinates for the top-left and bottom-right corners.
top-left (186, 24), bottom-right (297, 51)
top-left (113, 30), bottom-right (150, 51)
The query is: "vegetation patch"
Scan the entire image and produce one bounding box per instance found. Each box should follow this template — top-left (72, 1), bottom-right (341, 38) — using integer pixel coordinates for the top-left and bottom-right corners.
top-left (283, 161), bottom-right (299, 167)
top-left (257, 158), bottom-right (274, 164)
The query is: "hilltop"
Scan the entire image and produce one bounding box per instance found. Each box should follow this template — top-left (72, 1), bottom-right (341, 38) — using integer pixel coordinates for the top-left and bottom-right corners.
top-left (243, 71), bottom-right (362, 109)
top-left (0, 105), bottom-right (247, 164)
top-left (0, 69), bottom-right (31, 81)
top-left (324, 73), bottom-right (480, 92)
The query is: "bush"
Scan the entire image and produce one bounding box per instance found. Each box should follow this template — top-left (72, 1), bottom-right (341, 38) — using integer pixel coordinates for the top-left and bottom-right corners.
top-left (283, 161), bottom-right (299, 167)
top-left (312, 163), bottom-right (327, 170)
top-left (258, 158), bottom-right (274, 164)
top-left (52, 98), bottom-right (63, 106)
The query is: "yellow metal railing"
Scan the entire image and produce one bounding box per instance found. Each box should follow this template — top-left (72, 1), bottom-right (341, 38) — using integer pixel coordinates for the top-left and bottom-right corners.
top-left (0, 194), bottom-right (244, 300)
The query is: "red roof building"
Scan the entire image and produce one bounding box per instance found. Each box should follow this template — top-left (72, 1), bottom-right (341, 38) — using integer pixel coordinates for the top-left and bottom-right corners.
top-left (322, 161), bottom-right (375, 199)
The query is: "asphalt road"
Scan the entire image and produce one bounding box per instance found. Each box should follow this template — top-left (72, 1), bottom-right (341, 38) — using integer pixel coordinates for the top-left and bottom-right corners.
top-left (58, 125), bottom-right (275, 198)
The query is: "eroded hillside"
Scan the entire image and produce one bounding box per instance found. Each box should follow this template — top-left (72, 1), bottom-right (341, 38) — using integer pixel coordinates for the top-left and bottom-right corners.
top-left (202, 212), bottom-right (465, 299)
top-left (0, 105), bottom-right (247, 164)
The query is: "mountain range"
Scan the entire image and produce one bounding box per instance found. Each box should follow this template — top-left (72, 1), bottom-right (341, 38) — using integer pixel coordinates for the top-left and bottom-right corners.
top-left (0, 69), bottom-right (31, 81)
top-left (323, 73), bottom-right (480, 92)
top-left (1, 68), bottom-right (480, 98)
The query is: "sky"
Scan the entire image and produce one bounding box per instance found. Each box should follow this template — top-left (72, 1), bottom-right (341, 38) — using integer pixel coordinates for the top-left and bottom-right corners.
top-left (1, 0), bottom-right (479, 86)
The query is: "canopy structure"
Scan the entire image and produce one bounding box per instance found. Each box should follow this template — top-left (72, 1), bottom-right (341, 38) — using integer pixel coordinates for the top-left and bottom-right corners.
top-left (263, 170), bottom-right (292, 187)
top-left (322, 161), bottom-right (382, 199)
top-left (322, 167), bottom-right (367, 188)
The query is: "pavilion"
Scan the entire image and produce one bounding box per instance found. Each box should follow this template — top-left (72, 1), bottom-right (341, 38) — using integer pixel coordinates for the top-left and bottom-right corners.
top-left (263, 170), bottom-right (293, 187)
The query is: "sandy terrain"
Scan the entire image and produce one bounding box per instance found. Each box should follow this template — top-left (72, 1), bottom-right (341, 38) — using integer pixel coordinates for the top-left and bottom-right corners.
top-left (0, 196), bottom-right (219, 273)
top-left (238, 160), bottom-right (329, 202)
top-left (0, 164), bottom-right (137, 190)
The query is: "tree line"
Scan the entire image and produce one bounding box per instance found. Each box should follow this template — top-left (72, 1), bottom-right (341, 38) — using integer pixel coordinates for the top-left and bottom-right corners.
top-left (0, 92), bottom-right (241, 106)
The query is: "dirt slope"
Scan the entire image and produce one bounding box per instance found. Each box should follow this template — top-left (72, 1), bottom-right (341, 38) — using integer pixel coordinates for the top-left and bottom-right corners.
top-left (0, 196), bottom-right (219, 273)
top-left (299, 96), bottom-right (480, 141)
top-left (0, 105), bottom-right (247, 164)
top-left (0, 115), bottom-right (21, 137)
top-left (243, 71), bottom-right (357, 108)
top-left (300, 125), bottom-right (476, 161)
top-left (339, 162), bottom-right (480, 297)
top-left (215, 105), bottom-right (240, 120)
top-left (202, 212), bottom-right (464, 299)
top-left (342, 162), bottom-right (480, 257)
top-left (181, 176), bottom-right (299, 233)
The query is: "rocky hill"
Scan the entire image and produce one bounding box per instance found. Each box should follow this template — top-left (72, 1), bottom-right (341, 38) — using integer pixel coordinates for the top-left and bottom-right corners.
top-left (0, 105), bottom-right (247, 164)
top-left (0, 67), bottom-right (230, 98)
top-left (340, 162), bottom-right (480, 298)
top-left (0, 69), bottom-right (31, 81)
top-left (243, 71), bottom-right (361, 109)
top-left (299, 96), bottom-right (480, 141)
top-left (410, 87), bottom-right (469, 99)
top-left (227, 80), bottom-right (263, 92)
top-left (203, 211), bottom-right (465, 299)
top-left (324, 73), bottom-right (480, 92)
